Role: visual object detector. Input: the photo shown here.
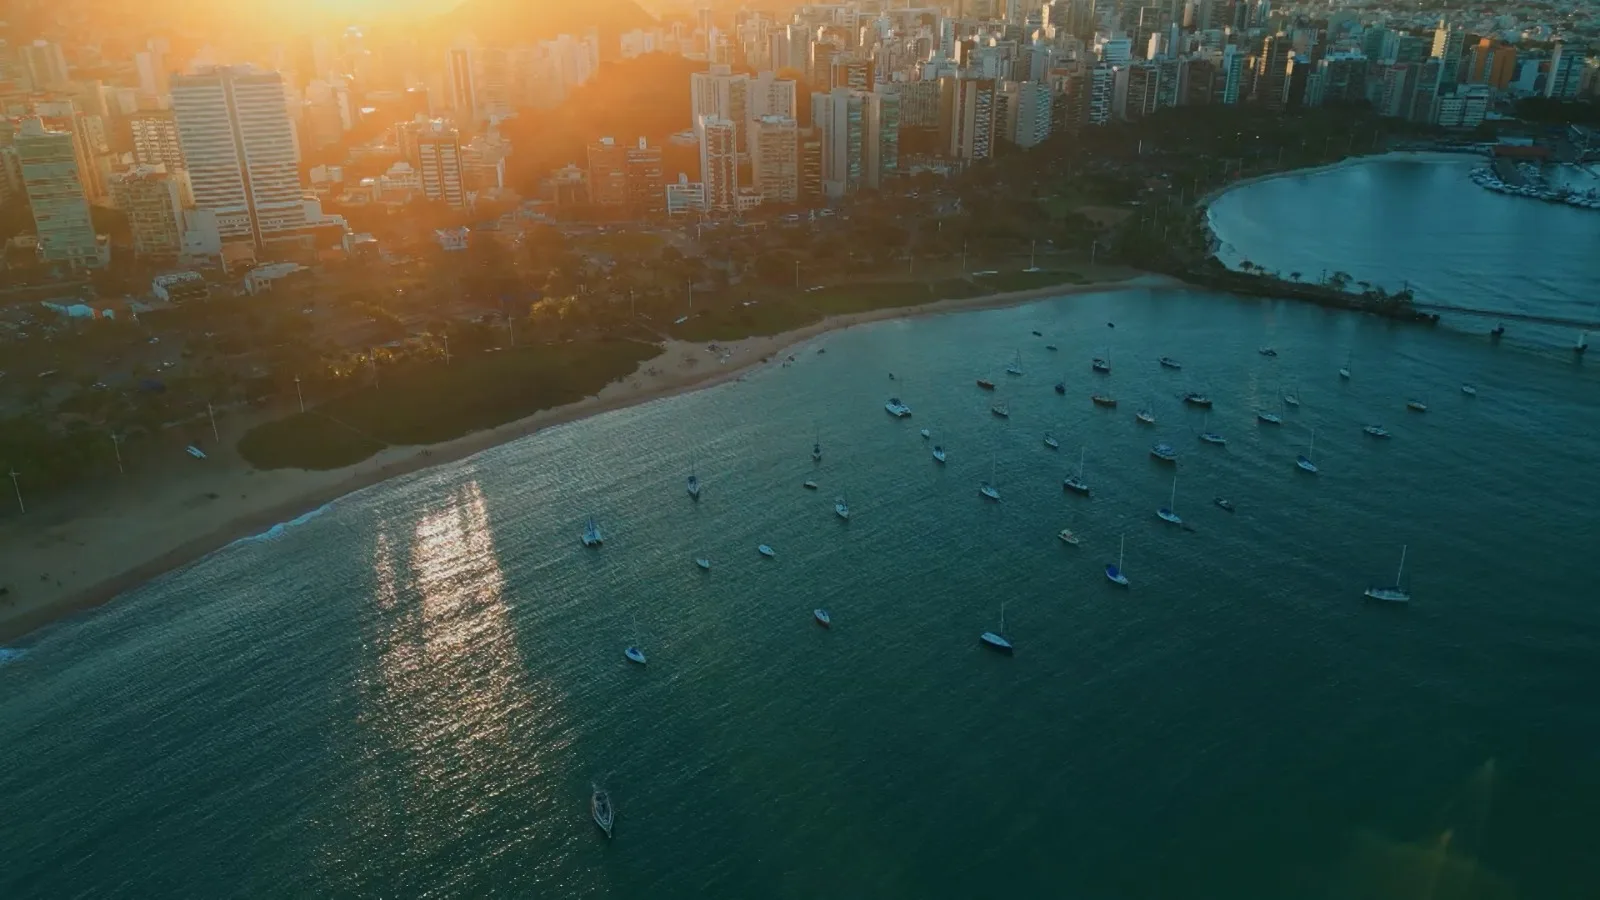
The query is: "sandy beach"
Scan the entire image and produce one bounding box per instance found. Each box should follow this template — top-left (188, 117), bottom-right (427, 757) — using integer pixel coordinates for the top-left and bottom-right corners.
top-left (0, 271), bottom-right (1171, 642)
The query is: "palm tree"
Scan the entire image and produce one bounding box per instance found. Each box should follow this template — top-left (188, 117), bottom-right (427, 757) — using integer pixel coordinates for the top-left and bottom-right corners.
top-left (1289, 271), bottom-right (1302, 283)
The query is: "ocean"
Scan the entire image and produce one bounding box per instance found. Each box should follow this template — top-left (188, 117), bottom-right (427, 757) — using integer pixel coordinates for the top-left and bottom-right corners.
top-left (2, 156), bottom-right (1597, 898)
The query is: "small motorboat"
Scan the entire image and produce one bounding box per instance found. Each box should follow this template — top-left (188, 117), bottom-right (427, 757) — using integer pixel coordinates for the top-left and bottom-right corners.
top-left (1461, 384), bottom-right (1478, 396)
top-left (1258, 347), bottom-right (1278, 357)
top-left (1158, 356), bottom-right (1182, 369)
top-left (991, 403), bottom-right (1010, 418)
top-left (1200, 431), bottom-right (1227, 446)
top-left (834, 497), bottom-right (850, 520)
top-left (803, 480), bottom-right (819, 489)
top-left (185, 445), bottom-right (207, 459)
top-left (813, 608), bottom-right (832, 628)
top-left (1136, 409), bottom-right (1155, 425)
top-left (1045, 344), bottom-right (1058, 351)
top-left (1182, 392), bottom-right (1213, 407)
top-left (695, 557), bottom-right (712, 570)
top-left (932, 445), bottom-right (947, 463)
top-left (920, 428), bottom-right (931, 439)
top-left (1054, 381), bottom-right (1066, 395)
top-left (625, 645), bottom-right (647, 665)
top-left (1214, 497), bottom-right (1235, 512)
top-left (1282, 391), bottom-right (1301, 408)
top-left (1363, 425), bottom-right (1390, 439)
top-left (1031, 330), bottom-right (1043, 337)
top-left (1043, 433), bottom-right (1059, 449)
top-left (1296, 455), bottom-right (1319, 474)
top-left (976, 378), bottom-right (996, 390)
top-left (979, 481), bottom-right (1001, 501)
top-left (1258, 411), bottom-right (1282, 424)
top-left (1406, 399), bottom-right (1428, 412)
top-left (885, 397), bottom-right (912, 417)
top-left (758, 544), bottom-right (776, 558)
top-left (1057, 528), bottom-right (1080, 546)
top-left (592, 787), bottom-right (614, 838)
top-left (1091, 394), bottom-right (1117, 407)
top-left (1091, 358), bottom-right (1111, 373)
top-left (1150, 443), bottom-right (1178, 463)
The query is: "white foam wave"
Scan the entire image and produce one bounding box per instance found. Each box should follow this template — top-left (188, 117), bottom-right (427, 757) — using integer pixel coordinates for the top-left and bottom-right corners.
top-left (228, 503), bottom-right (333, 548)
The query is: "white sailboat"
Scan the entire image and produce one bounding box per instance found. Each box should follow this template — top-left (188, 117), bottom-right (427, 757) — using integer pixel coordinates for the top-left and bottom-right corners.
top-left (581, 516), bottom-right (604, 547)
top-left (686, 457), bottom-right (701, 499)
top-left (811, 426), bottom-right (822, 462)
top-left (624, 616), bottom-right (647, 665)
top-left (1363, 544), bottom-right (1411, 603)
top-left (1063, 447), bottom-right (1090, 495)
top-left (932, 444), bottom-right (947, 463)
top-left (1339, 351), bottom-right (1352, 380)
top-left (695, 556), bottom-right (712, 570)
top-left (1043, 432), bottom-right (1060, 449)
top-left (1199, 414), bottom-right (1226, 445)
top-left (1105, 535), bottom-right (1130, 586)
top-left (1136, 407), bottom-right (1156, 425)
top-left (979, 454), bottom-right (1001, 501)
top-left (979, 601), bottom-right (1014, 654)
top-left (1296, 429), bottom-right (1319, 473)
top-left (1406, 396), bottom-right (1429, 412)
top-left (1282, 384), bottom-right (1301, 407)
top-left (835, 494), bottom-right (851, 520)
top-left (1005, 350), bottom-right (1024, 376)
top-left (1156, 474), bottom-right (1182, 524)
top-left (758, 544), bottom-right (776, 558)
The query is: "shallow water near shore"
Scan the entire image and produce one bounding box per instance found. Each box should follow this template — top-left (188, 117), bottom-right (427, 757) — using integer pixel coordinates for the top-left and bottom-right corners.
top-left (3, 262), bottom-right (1598, 896)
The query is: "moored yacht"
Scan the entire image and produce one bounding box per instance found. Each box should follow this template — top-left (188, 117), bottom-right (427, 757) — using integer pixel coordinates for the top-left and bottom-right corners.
top-left (835, 496), bottom-right (851, 520)
top-left (582, 517), bottom-right (604, 547)
top-left (813, 608), bottom-right (832, 628)
top-left (758, 544), bottom-right (776, 558)
top-left (1136, 408), bottom-right (1156, 425)
top-left (885, 397), bottom-right (912, 417)
top-left (1363, 424), bottom-right (1390, 438)
top-left (1363, 544), bottom-right (1411, 603)
top-left (1091, 394), bottom-right (1117, 407)
top-left (1158, 356), bottom-right (1182, 369)
top-left (1043, 432), bottom-right (1060, 449)
top-left (1150, 442), bottom-right (1178, 463)
top-left (991, 402), bottom-right (1010, 418)
top-left (592, 786), bottom-right (614, 838)
top-left (979, 602), bottom-right (1014, 654)
top-left (932, 444), bottom-right (947, 463)
top-left (1258, 410), bottom-right (1282, 424)
top-left (1182, 392), bottom-right (1213, 407)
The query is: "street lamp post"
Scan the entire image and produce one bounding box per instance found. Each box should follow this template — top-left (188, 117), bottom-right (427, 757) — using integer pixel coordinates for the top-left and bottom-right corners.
top-left (111, 433), bottom-right (124, 475)
top-left (8, 469), bottom-right (22, 514)
top-left (294, 375), bottom-right (305, 414)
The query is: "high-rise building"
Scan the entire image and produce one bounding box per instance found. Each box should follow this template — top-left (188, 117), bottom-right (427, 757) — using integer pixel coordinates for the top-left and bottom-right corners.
top-left (625, 138), bottom-right (664, 217)
top-left (1155, 57), bottom-right (1186, 109)
top-left (1088, 64), bottom-right (1114, 124)
top-left (22, 41), bottom-right (70, 89)
top-left (897, 81), bottom-right (942, 128)
top-left (416, 120), bottom-right (466, 209)
top-left (171, 66), bottom-right (310, 250)
top-left (1430, 20), bottom-right (1466, 87)
top-left (830, 55), bottom-right (875, 91)
top-left (798, 126), bottom-right (823, 200)
top-left (809, 41), bottom-right (839, 92)
top-left (812, 88), bottom-right (863, 196)
top-left (1469, 39), bottom-right (1517, 91)
top-left (135, 48), bottom-right (170, 99)
top-left (751, 115), bottom-right (799, 203)
top-left (1360, 28), bottom-right (1392, 64)
top-left (1220, 46), bottom-right (1246, 104)
top-left (131, 111), bottom-right (186, 172)
top-left (16, 118), bottom-right (101, 268)
top-left (999, 80), bottom-right (1052, 147)
top-left (691, 65), bottom-right (751, 157)
top-left (447, 47), bottom-right (477, 119)
top-left (862, 88), bottom-right (899, 189)
top-left (587, 137), bottom-right (629, 208)
top-left (1255, 34), bottom-right (1293, 111)
top-left (698, 115), bottom-right (738, 214)
top-left (1124, 63), bottom-right (1161, 121)
top-left (1317, 54), bottom-right (1369, 105)
top-left (110, 166), bottom-right (185, 261)
top-left (949, 78), bottom-right (997, 160)
top-left (1545, 43), bottom-right (1583, 99)
top-left (750, 71), bottom-right (799, 120)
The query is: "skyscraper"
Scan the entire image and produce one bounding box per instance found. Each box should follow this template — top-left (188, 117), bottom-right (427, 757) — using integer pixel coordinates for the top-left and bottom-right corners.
top-left (446, 47), bottom-right (477, 119)
top-left (1545, 43), bottom-right (1583, 99)
top-left (171, 66), bottom-right (309, 250)
top-left (416, 120), bottom-right (466, 209)
top-left (949, 78), bottom-right (997, 160)
top-left (812, 88), bottom-right (863, 196)
top-left (862, 88), bottom-right (899, 190)
top-left (626, 138), bottom-right (665, 217)
top-left (691, 65), bottom-right (751, 157)
top-left (698, 115), bottom-right (738, 214)
top-left (16, 118), bottom-right (101, 268)
top-left (22, 41), bottom-right (69, 89)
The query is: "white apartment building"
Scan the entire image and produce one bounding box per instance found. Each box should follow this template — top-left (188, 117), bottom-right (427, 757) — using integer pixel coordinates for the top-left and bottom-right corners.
top-left (171, 66), bottom-right (309, 250)
top-left (1000, 80), bottom-right (1052, 147)
top-left (691, 65), bottom-right (751, 157)
top-left (414, 119), bottom-right (466, 209)
top-left (812, 88), bottom-right (863, 197)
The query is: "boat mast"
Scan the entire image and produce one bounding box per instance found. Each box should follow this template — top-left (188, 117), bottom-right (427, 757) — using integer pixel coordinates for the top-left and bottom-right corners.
top-left (1078, 447), bottom-right (1085, 477)
top-left (999, 601), bottom-right (1006, 634)
top-left (1169, 474), bottom-right (1177, 511)
top-left (1118, 535), bottom-right (1125, 569)
top-left (1396, 544), bottom-right (1407, 584)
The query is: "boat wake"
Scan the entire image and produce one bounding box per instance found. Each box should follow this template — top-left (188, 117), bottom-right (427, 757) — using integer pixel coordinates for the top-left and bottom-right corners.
top-left (0, 647), bottom-right (25, 667)
top-left (228, 504), bottom-right (333, 547)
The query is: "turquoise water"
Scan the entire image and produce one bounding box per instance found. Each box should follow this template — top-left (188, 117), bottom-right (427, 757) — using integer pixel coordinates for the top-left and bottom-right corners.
top-left (1208, 153), bottom-right (1600, 351)
top-left (3, 275), bottom-right (1598, 896)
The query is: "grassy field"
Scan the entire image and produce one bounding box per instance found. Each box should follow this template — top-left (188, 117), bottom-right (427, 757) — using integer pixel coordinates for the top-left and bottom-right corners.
top-left (238, 339), bottom-right (657, 470)
top-left (970, 270), bottom-right (1087, 292)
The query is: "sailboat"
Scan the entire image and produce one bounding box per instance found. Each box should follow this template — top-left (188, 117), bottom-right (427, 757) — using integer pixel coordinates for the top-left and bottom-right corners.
top-left (624, 616), bottom-right (647, 665)
top-left (1406, 396), bottom-right (1429, 412)
top-left (991, 401), bottom-right (1010, 418)
top-left (1063, 447), bottom-right (1090, 495)
top-left (835, 494), bottom-right (851, 520)
top-left (979, 601), bottom-right (1014, 654)
top-left (1258, 407), bottom-right (1283, 424)
top-left (1282, 384), bottom-right (1302, 407)
top-left (1054, 376), bottom-right (1066, 395)
top-left (1105, 535), bottom-right (1130, 587)
top-left (1363, 424), bottom-right (1391, 438)
top-left (1363, 544), bottom-right (1411, 603)
top-left (932, 444), bottom-right (947, 463)
top-left (592, 786), bottom-right (615, 838)
top-left (1339, 351), bottom-right (1352, 380)
top-left (811, 427), bottom-right (822, 462)
top-left (979, 455), bottom-right (1001, 501)
top-left (1156, 473), bottom-right (1182, 524)
top-left (1461, 383), bottom-right (1478, 397)
top-left (1043, 432), bottom-right (1060, 449)
top-left (1136, 407), bottom-right (1156, 425)
top-left (1158, 356), bottom-right (1182, 369)
top-left (581, 516), bottom-right (603, 547)
top-left (1199, 414), bottom-right (1226, 445)
top-left (686, 458), bottom-right (701, 499)
top-left (1091, 349), bottom-right (1111, 373)
top-left (695, 556), bottom-right (712, 570)
top-left (1005, 350), bottom-right (1024, 376)
top-left (813, 608), bottom-right (832, 628)
top-left (758, 544), bottom-right (776, 558)
top-left (1296, 429), bottom-right (1319, 473)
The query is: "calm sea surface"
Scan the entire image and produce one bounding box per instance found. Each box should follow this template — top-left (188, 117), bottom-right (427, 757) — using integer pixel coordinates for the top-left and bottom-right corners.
top-left (3, 158), bottom-right (1599, 898)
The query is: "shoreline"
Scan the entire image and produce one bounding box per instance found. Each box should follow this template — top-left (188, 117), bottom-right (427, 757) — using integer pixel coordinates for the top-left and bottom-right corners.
top-left (1199, 149), bottom-right (1479, 207)
top-left (0, 271), bottom-right (1173, 644)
